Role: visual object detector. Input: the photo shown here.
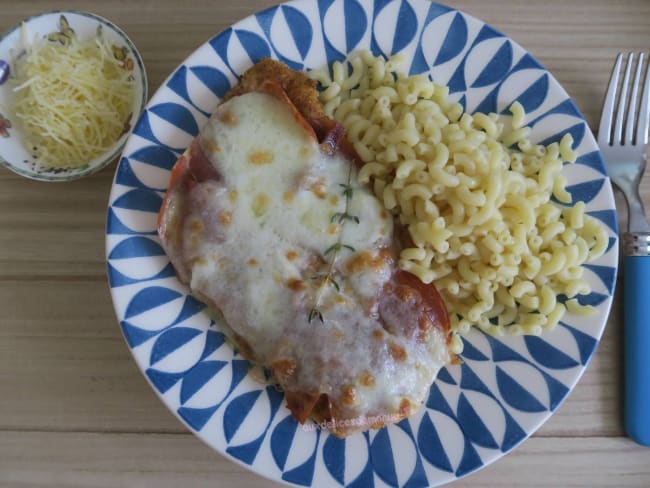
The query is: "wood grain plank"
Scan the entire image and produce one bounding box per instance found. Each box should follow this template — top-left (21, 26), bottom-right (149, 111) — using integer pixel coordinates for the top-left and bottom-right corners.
top-left (0, 280), bottom-right (624, 436)
top-left (1, 431), bottom-right (649, 488)
top-left (0, 281), bottom-right (184, 433)
top-left (0, 170), bottom-right (113, 278)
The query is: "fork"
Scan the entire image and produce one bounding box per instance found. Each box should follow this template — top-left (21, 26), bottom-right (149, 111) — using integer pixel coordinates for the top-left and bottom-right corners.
top-left (598, 52), bottom-right (650, 447)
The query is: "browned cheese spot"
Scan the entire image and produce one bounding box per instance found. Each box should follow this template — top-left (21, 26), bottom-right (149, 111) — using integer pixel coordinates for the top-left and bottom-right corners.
top-left (188, 219), bottom-right (204, 233)
top-left (203, 138), bottom-right (220, 154)
top-left (283, 191), bottom-right (296, 203)
top-left (341, 385), bottom-right (356, 406)
top-left (286, 250), bottom-right (299, 261)
top-left (299, 145), bottom-right (313, 160)
top-left (192, 256), bottom-right (208, 266)
top-left (389, 341), bottom-right (408, 362)
top-left (309, 178), bottom-right (327, 199)
top-left (252, 193), bottom-right (269, 216)
top-left (271, 358), bottom-right (297, 383)
top-left (329, 194), bottom-right (340, 206)
top-left (417, 315), bottom-right (433, 342)
top-left (332, 328), bottom-right (345, 340)
top-left (345, 249), bottom-right (392, 274)
top-left (218, 211), bottom-right (232, 225)
top-left (372, 329), bottom-right (384, 340)
top-left (218, 109), bottom-right (238, 126)
top-left (248, 150), bottom-right (274, 165)
top-left (358, 370), bottom-right (375, 387)
top-left (395, 284), bottom-right (419, 303)
top-left (189, 234), bottom-right (200, 250)
top-left (399, 398), bottom-right (412, 417)
top-left (286, 278), bottom-right (305, 292)
top-left (247, 258), bottom-right (258, 266)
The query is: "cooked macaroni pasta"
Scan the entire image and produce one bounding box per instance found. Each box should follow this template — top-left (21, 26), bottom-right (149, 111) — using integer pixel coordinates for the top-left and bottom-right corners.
top-left (310, 52), bottom-right (609, 340)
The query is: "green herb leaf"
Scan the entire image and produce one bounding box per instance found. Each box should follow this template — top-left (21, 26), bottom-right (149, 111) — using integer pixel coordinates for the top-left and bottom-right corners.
top-left (330, 277), bottom-right (341, 291)
top-left (324, 242), bottom-right (341, 256)
top-left (308, 308), bottom-right (324, 323)
top-left (339, 183), bottom-right (354, 199)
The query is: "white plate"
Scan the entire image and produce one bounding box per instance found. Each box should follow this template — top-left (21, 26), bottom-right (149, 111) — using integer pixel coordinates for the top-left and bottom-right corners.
top-left (106, 1), bottom-right (618, 486)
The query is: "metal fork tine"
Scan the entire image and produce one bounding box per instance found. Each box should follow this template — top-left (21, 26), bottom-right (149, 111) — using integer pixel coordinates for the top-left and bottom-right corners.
top-left (636, 52), bottom-right (650, 146)
top-left (598, 53), bottom-right (623, 145)
top-left (626, 53), bottom-right (644, 144)
top-left (614, 53), bottom-right (634, 145)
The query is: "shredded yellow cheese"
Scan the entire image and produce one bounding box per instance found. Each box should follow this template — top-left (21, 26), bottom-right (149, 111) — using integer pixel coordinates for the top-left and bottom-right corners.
top-left (11, 26), bottom-right (135, 169)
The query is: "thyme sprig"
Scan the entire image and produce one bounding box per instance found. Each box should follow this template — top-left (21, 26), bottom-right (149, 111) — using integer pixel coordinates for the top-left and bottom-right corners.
top-left (308, 166), bottom-right (359, 323)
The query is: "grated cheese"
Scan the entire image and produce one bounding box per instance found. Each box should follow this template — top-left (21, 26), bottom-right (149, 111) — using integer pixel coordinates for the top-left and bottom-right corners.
top-left (11, 25), bottom-right (135, 169)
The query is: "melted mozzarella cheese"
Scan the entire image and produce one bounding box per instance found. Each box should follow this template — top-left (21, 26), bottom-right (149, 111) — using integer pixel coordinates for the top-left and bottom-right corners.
top-left (191, 92), bottom-right (390, 337)
top-left (170, 91), bottom-right (449, 435)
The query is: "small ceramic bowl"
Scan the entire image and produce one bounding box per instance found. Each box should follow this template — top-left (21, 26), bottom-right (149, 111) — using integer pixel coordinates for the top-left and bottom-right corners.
top-left (0, 10), bottom-right (147, 181)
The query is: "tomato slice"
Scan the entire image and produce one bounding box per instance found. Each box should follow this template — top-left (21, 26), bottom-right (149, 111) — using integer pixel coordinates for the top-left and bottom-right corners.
top-left (156, 153), bottom-right (191, 232)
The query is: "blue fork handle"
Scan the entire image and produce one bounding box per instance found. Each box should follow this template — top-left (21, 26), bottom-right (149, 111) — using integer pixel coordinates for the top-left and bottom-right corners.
top-left (624, 254), bottom-right (650, 446)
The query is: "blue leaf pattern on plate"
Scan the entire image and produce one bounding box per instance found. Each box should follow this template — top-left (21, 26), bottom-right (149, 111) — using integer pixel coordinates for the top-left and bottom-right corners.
top-left (180, 360), bottom-right (228, 404)
top-left (178, 404), bottom-right (220, 431)
top-left (524, 336), bottom-right (579, 369)
top-left (224, 390), bottom-right (263, 443)
top-left (149, 103), bottom-right (199, 136)
top-left (436, 367), bottom-right (457, 385)
top-left (565, 178), bottom-right (605, 204)
top-left (370, 429), bottom-right (398, 486)
top-left (124, 286), bottom-right (181, 319)
top-left (236, 29), bottom-right (272, 65)
top-left (105, 1), bottom-right (618, 485)
top-left (121, 320), bottom-right (161, 347)
top-left (496, 366), bottom-right (546, 412)
top-left (146, 368), bottom-right (185, 393)
top-left (170, 296), bottom-right (206, 325)
top-left (459, 337), bottom-right (489, 362)
top-left (417, 413), bottom-right (453, 472)
top-left (111, 188), bottom-right (162, 213)
top-left (391, 0), bottom-right (417, 54)
top-left (455, 437), bottom-right (483, 477)
top-left (584, 263), bottom-right (617, 294)
top-left (323, 435), bottom-right (346, 484)
top-left (282, 430), bottom-right (321, 486)
top-left (514, 73), bottom-right (548, 113)
top-left (282, 6), bottom-right (313, 59)
top-left (434, 13), bottom-right (467, 66)
top-left (190, 66), bottom-right (232, 99)
top-left (344, 0), bottom-right (367, 52)
top-left (109, 236), bottom-right (164, 259)
top-left (471, 41), bottom-right (512, 88)
top-left (150, 327), bottom-right (202, 365)
top-left (272, 415), bottom-right (300, 471)
top-left (115, 159), bottom-right (146, 188)
top-left (456, 393), bottom-right (498, 448)
top-left (128, 145), bottom-right (179, 170)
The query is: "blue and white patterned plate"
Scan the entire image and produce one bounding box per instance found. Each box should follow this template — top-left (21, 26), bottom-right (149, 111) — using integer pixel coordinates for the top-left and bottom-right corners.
top-left (105, 1), bottom-right (618, 486)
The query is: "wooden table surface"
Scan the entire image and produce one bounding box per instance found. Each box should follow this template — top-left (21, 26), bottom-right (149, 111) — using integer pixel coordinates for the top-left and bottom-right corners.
top-left (1, 0), bottom-right (650, 486)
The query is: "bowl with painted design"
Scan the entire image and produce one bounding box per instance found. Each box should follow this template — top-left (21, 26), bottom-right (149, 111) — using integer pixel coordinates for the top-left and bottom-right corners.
top-left (0, 10), bottom-right (147, 181)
